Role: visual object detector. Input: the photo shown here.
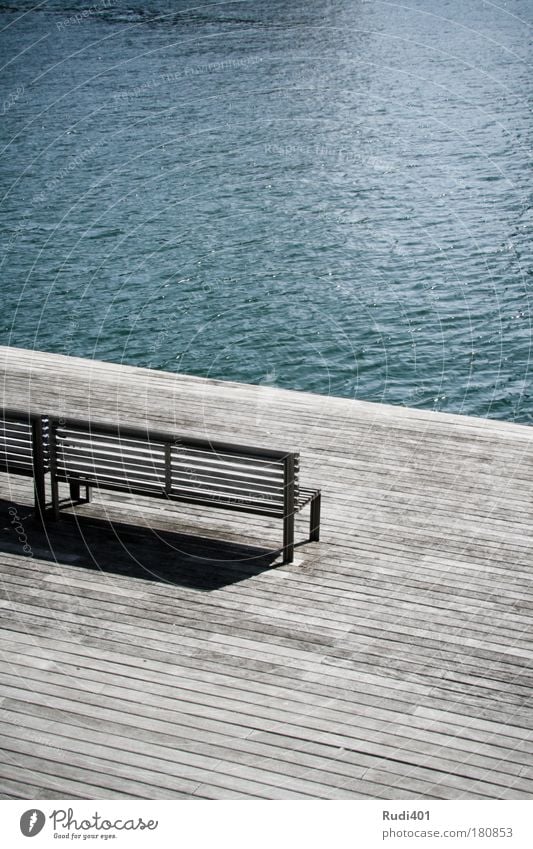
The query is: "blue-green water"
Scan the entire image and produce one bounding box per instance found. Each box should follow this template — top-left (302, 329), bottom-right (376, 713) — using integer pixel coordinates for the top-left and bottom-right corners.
top-left (1, 0), bottom-right (531, 421)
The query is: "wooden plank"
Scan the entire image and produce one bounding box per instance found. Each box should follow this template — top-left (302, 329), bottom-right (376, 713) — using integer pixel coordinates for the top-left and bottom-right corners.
top-left (0, 345), bottom-right (531, 800)
top-left (1, 580), bottom-right (529, 708)
top-left (1, 576), bottom-right (530, 697)
top-left (4, 585), bottom-right (528, 692)
top-left (2, 639), bottom-right (530, 787)
top-left (0, 548), bottom-right (520, 661)
top-left (1, 648), bottom-right (530, 782)
top-left (0, 755), bottom-right (189, 800)
top-left (0, 699), bottom-right (475, 798)
top-left (0, 776), bottom-right (59, 800)
top-left (0, 720), bottom-right (371, 801)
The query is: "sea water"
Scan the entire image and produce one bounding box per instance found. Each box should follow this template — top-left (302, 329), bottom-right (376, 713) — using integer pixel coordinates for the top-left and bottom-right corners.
top-left (0, 0), bottom-right (531, 421)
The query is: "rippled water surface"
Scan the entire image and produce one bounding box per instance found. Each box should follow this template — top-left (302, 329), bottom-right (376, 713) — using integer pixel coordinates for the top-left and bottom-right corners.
top-left (0, 0), bottom-right (531, 421)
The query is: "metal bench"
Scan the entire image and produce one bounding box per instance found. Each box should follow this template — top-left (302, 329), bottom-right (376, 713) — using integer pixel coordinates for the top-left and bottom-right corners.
top-left (49, 417), bottom-right (321, 564)
top-left (0, 408), bottom-right (49, 523)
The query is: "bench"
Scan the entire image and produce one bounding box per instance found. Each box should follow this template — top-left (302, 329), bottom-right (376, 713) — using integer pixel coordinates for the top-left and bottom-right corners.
top-left (48, 417), bottom-right (321, 564)
top-left (0, 408), bottom-right (49, 523)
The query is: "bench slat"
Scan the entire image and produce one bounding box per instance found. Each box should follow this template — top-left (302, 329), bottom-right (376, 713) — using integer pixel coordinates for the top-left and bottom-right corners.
top-left (0, 436), bottom-right (32, 450)
top-left (57, 450), bottom-right (287, 493)
top-left (55, 438), bottom-right (289, 484)
top-left (55, 446), bottom-right (287, 493)
top-left (55, 439), bottom-right (289, 496)
top-left (172, 452), bottom-right (287, 482)
top-left (58, 428), bottom-right (289, 470)
top-left (0, 459), bottom-right (34, 474)
top-left (174, 445), bottom-right (295, 470)
top-left (57, 445), bottom-right (166, 471)
top-left (52, 473), bottom-right (287, 516)
top-left (55, 458), bottom-right (285, 505)
top-left (54, 455), bottom-right (166, 485)
top-left (0, 430), bottom-right (32, 440)
top-left (55, 466), bottom-right (166, 492)
top-left (170, 469), bottom-right (285, 498)
top-left (0, 446), bottom-right (33, 463)
top-left (169, 475), bottom-right (285, 504)
top-left (0, 427), bottom-right (32, 439)
top-left (0, 422), bottom-right (32, 435)
top-left (0, 443), bottom-right (33, 455)
top-left (170, 487), bottom-right (283, 512)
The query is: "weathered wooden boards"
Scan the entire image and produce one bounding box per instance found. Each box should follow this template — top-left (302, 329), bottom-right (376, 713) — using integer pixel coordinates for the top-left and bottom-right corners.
top-left (0, 345), bottom-right (531, 799)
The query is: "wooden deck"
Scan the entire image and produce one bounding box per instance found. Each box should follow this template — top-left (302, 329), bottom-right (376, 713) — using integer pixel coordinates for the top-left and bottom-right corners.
top-left (0, 344), bottom-right (532, 800)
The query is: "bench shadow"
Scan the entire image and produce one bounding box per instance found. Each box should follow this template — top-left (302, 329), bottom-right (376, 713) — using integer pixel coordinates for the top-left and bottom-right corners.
top-left (0, 498), bottom-right (282, 591)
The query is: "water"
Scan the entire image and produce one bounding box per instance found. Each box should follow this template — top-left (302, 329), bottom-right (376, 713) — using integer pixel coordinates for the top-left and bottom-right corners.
top-left (0, 0), bottom-right (531, 422)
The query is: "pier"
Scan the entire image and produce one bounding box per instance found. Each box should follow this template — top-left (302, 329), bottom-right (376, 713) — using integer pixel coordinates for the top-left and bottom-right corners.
top-left (0, 345), bottom-right (532, 799)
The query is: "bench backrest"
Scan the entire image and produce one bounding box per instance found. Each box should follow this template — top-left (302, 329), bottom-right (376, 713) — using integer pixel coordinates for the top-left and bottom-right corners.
top-left (50, 418), bottom-right (299, 517)
top-left (0, 409), bottom-right (49, 477)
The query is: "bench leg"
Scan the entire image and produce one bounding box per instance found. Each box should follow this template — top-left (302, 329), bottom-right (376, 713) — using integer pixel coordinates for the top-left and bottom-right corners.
top-left (310, 492), bottom-right (321, 542)
top-left (50, 476), bottom-right (60, 521)
top-left (283, 512), bottom-right (295, 564)
top-left (51, 479), bottom-right (91, 521)
top-left (33, 474), bottom-right (46, 527)
top-left (31, 417), bottom-right (47, 526)
top-left (85, 485), bottom-right (92, 504)
top-left (69, 482), bottom-right (92, 504)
